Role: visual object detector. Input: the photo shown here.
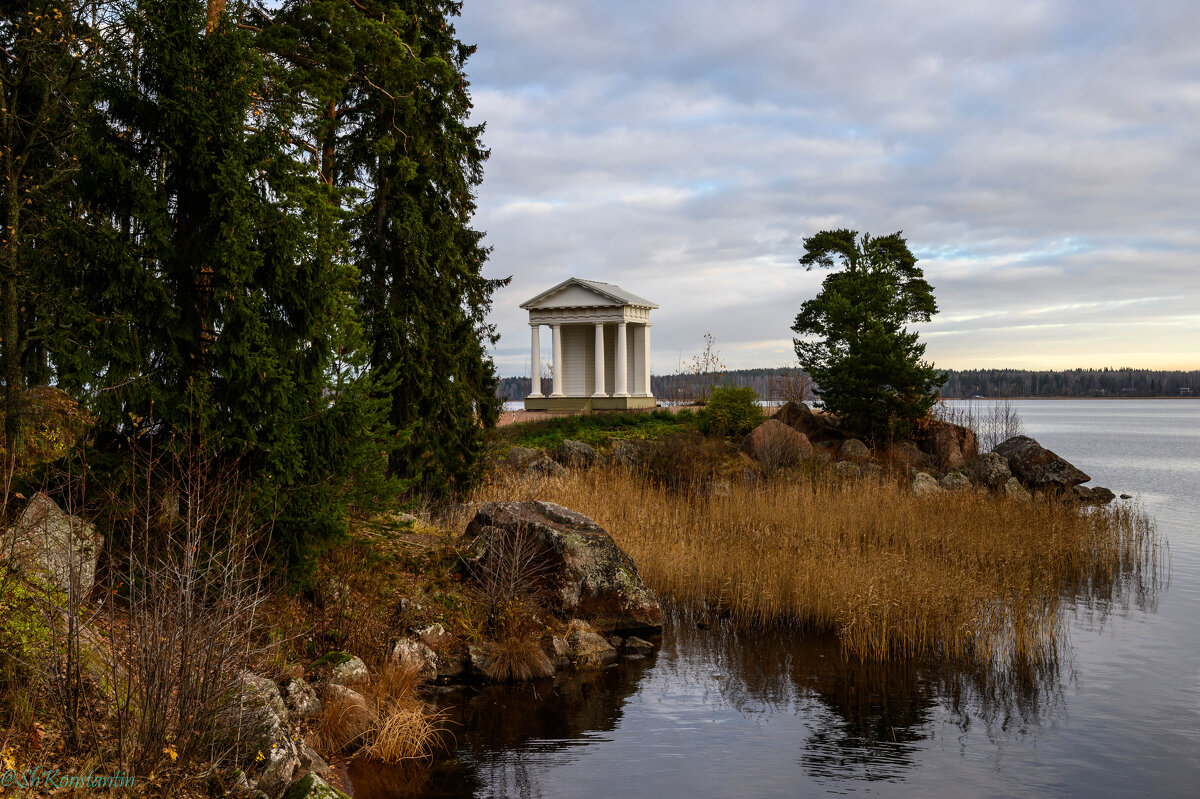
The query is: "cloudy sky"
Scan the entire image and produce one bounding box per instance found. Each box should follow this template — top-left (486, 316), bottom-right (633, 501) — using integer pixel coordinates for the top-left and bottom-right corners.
top-left (454, 0), bottom-right (1200, 377)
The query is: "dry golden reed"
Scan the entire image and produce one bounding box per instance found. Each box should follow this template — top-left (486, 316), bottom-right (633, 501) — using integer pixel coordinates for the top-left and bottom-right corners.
top-left (312, 661), bottom-right (446, 762)
top-left (476, 468), bottom-right (1158, 667)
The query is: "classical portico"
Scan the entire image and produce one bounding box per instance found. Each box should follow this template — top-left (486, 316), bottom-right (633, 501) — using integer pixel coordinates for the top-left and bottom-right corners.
top-left (522, 278), bottom-right (658, 412)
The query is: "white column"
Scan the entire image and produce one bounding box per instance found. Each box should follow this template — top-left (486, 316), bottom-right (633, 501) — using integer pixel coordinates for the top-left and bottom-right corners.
top-left (641, 324), bottom-right (653, 397)
top-left (551, 324), bottom-right (564, 397)
top-left (592, 322), bottom-right (607, 397)
top-left (529, 324), bottom-right (543, 397)
top-left (614, 321), bottom-right (629, 397)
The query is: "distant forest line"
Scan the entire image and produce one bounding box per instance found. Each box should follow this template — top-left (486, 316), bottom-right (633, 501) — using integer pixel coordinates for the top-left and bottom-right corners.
top-left (496, 368), bottom-right (1200, 401)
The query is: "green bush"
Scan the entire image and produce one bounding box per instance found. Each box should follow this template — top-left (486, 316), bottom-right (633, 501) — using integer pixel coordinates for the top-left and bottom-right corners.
top-left (698, 386), bottom-right (761, 439)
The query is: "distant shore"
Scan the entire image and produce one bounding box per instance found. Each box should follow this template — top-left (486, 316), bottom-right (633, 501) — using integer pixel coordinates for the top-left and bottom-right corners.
top-left (944, 395), bottom-right (1198, 401)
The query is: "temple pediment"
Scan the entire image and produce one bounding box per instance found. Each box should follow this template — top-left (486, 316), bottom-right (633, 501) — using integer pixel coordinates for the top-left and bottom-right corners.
top-left (521, 278), bottom-right (658, 311)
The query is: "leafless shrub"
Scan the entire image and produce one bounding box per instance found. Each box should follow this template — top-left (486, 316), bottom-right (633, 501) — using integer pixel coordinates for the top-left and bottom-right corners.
top-left (769, 366), bottom-right (814, 407)
top-left (933, 398), bottom-right (1025, 453)
top-left (466, 520), bottom-right (554, 634)
top-left (102, 437), bottom-right (272, 783)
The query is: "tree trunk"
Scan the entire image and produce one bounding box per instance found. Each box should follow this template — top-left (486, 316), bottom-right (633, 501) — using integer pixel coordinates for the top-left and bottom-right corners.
top-left (3, 189), bottom-right (22, 457)
top-left (205, 0), bottom-right (227, 34)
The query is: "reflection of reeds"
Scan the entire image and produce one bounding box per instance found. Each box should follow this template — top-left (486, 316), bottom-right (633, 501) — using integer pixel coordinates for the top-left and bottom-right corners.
top-left (477, 468), bottom-right (1160, 668)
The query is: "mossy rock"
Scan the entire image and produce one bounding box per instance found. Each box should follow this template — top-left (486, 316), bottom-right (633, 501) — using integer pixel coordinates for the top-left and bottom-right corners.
top-left (282, 773), bottom-right (350, 799)
top-left (307, 651), bottom-right (354, 670)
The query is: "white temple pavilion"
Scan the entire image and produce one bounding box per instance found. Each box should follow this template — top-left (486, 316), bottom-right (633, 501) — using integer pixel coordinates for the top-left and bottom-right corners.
top-left (521, 278), bottom-right (658, 412)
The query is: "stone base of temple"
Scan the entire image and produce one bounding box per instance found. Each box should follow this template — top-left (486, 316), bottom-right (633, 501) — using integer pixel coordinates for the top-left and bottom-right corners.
top-left (523, 396), bottom-right (657, 412)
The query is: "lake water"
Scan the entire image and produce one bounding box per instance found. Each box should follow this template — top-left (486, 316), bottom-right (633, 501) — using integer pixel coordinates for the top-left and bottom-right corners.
top-left (356, 400), bottom-right (1198, 798)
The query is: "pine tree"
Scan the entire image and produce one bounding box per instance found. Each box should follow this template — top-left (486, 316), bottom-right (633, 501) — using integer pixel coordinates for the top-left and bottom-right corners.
top-left (792, 230), bottom-right (946, 441)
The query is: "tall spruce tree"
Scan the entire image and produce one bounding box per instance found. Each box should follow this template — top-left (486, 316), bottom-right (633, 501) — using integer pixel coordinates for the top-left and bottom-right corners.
top-left (58, 0), bottom-right (382, 568)
top-left (356, 1), bottom-right (507, 499)
top-left (269, 0), bottom-right (506, 500)
top-left (792, 230), bottom-right (946, 442)
top-left (0, 0), bottom-right (93, 454)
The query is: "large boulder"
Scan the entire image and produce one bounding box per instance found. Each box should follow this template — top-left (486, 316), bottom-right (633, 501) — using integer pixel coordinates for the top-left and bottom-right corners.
top-left (740, 419), bottom-right (813, 466)
top-left (501, 446), bottom-right (540, 470)
top-left (611, 439), bottom-right (650, 468)
top-left (911, 472), bottom-right (944, 497)
top-left (306, 652), bottom-right (368, 686)
top-left (1003, 477), bottom-right (1031, 501)
top-left (974, 452), bottom-right (1012, 490)
top-left (282, 677), bottom-right (321, 721)
top-left (391, 638), bottom-right (438, 679)
top-left (939, 472), bottom-right (970, 490)
top-left (773, 401), bottom-right (843, 444)
top-left (773, 401), bottom-right (820, 436)
top-left (526, 456), bottom-right (568, 479)
top-left (3, 492), bottom-right (102, 596)
top-left (229, 672), bottom-right (299, 797)
top-left (915, 419), bottom-right (978, 470)
top-left (993, 435), bottom-right (1089, 491)
top-left (554, 439), bottom-right (604, 469)
top-left (463, 501), bottom-right (662, 633)
top-left (884, 441), bottom-right (931, 469)
top-left (838, 438), bottom-right (870, 461)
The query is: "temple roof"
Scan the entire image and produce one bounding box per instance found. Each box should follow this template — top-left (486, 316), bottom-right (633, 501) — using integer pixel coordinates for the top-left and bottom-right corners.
top-left (520, 278), bottom-right (658, 310)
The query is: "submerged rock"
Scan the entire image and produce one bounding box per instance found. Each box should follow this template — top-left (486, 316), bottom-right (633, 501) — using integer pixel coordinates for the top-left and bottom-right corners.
top-left (993, 435), bottom-right (1089, 491)
top-left (623, 636), bottom-right (655, 655)
top-left (463, 501), bottom-right (663, 633)
top-left (1073, 485), bottom-right (1116, 505)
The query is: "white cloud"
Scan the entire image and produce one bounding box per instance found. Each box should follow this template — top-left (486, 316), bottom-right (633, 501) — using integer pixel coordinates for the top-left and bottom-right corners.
top-left (457, 0), bottom-right (1200, 374)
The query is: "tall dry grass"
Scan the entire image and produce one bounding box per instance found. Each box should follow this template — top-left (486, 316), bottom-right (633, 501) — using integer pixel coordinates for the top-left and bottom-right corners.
top-left (311, 661), bottom-right (447, 762)
top-left (475, 468), bottom-right (1159, 668)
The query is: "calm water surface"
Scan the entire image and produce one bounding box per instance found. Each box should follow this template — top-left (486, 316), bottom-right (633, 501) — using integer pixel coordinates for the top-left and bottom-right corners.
top-left (356, 400), bottom-right (1199, 798)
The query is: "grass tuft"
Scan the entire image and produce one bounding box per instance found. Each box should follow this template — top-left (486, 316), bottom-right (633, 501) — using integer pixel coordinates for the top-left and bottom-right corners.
top-left (473, 634), bottom-right (554, 682)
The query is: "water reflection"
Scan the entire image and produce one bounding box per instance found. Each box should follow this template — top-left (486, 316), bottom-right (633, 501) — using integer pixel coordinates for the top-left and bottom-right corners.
top-left (664, 614), bottom-right (1070, 785)
top-left (349, 657), bottom-right (657, 798)
top-left (350, 613), bottom-right (1083, 797)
